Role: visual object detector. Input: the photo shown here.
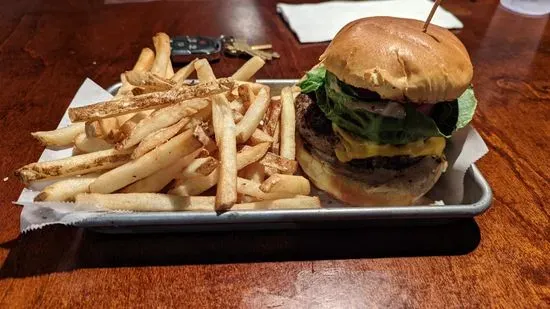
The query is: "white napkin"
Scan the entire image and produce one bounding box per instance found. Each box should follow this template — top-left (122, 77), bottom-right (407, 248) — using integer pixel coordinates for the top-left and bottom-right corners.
top-left (277, 0), bottom-right (464, 43)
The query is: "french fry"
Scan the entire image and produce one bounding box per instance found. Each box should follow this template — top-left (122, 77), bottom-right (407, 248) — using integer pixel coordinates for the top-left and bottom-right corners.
top-left (15, 148), bottom-right (132, 185)
top-left (172, 58), bottom-right (198, 83)
top-left (74, 133), bottom-right (113, 153)
top-left (34, 174), bottom-right (98, 202)
top-left (68, 78), bottom-right (233, 122)
top-left (232, 196), bottom-right (321, 210)
top-left (236, 177), bottom-right (296, 200)
top-left (131, 117), bottom-right (190, 159)
top-left (118, 98), bottom-right (209, 149)
top-left (166, 58), bottom-right (175, 79)
top-left (89, 130), bottom-right (201, 194)
top-left (249, 128), bottom-right (274, 145)
top-left (233, 110), bottom-right (244, 123)
top-left (151, 32), bottom-right (171, 77)
top-left (241, 162), bottom-right (265, 184)
top-left (237, 84), bottom-right (256, 109)
top-left (85, 74), bottom-right (138, 139)
top-left (280, 87), bottom-right (296, 160)
top-left (235, 87), bottom-right (270, 143)
top-left (234, 81), bottom-right (267, 94)
top-left (98, 117), bottom-right (118, 138)
top-left (211, 94), bottom-right (237, 211)
top-left (260, 174), bottom-right (310, 195)
top-left (271, 123), bottom-right (280, 155)
top-left (261, 97), bottom-right (282, 136)
top-left (85, 121), bottom-right (104, 138)
top-left (231, 56), bottom-right (265, 81)
top-left (191, 104), bottom-right (212, 122)
top-left (229, 98), bottom-right (246, 114)
top-left (180, 156), bottom-right (219, 178)
top-left (119, 111), bottom-right (153, 138)
top-left (259, 152), bottom-right (298, 175)
top-left (120, 147), bottom-right (204, 193)
top-left (75, 193), bottom-right (215, 212)
top-left (194, 59), bottom-right (216, 82)
top-left (132, 48), bottom-right (155, 72)
top-left (193, 125), bottom-right (217, 154)
top-left (75, 193), bottom-right (319, 211)
top-left (31, 123), bottom-right (86, 147)
top-left (169, 142), bottom-right (270, 196)
top-left (124, 71), bottom-right (175, 90)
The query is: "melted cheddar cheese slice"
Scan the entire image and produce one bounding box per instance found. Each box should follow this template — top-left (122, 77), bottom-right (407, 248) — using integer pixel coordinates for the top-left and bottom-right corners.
top-left (333, 124), bottom-right (446, 162)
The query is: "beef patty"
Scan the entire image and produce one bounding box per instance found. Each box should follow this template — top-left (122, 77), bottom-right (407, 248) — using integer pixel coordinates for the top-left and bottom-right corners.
top-left (295, 93), bottom-right (429, 174)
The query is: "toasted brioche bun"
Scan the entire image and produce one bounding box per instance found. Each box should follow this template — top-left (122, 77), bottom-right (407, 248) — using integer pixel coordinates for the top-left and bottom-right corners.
top-left (320, 17), bottom-right (473, 104)
top-left (296, 137), bottom-right (447, 206)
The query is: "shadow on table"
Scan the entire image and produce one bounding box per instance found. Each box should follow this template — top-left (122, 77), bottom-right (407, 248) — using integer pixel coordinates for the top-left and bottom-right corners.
top-left (0, 219), bottom-right (480, 278)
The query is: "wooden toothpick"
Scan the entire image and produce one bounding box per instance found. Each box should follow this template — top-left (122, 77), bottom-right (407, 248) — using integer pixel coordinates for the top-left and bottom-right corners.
top-left (423, 0), bottom-right (443, 32)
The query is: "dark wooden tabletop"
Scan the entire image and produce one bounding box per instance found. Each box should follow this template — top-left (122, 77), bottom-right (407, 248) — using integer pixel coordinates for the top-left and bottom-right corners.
top-left (1, 0), bottom-right (548, 307)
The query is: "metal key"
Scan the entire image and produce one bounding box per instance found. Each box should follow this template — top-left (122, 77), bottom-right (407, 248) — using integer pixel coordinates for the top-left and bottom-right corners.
top-left (224, 38), bottom-right (280, 61)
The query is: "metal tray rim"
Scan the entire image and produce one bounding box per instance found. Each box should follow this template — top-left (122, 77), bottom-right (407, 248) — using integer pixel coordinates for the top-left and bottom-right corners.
top-left (76, 80), bottom-right (492, 229)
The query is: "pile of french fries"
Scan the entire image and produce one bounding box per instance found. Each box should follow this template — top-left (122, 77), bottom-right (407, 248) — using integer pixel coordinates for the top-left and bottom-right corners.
top-left (15, 33), bottom-right (320, 212)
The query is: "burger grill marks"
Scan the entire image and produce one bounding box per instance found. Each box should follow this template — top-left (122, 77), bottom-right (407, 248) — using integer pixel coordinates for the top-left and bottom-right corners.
top-left (298, 65), bottom-right (478, 146)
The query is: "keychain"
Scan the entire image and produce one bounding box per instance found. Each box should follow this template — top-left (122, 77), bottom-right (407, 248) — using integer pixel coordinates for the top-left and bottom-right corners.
top-left (170, 35), bottom-right (279, 63)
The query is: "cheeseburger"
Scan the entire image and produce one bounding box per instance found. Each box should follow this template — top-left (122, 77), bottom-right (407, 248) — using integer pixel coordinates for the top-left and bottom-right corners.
top-left (296, 17), bottom-right (477, 206)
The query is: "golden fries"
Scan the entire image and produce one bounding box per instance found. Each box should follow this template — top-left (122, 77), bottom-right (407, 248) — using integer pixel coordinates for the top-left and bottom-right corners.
top-left (232, 196), bottom-right (321, 210)
top-left (259, 152), bottom-right (298, 175)
top-left (212, 94), bottom-right (237, 211)
top-left (195, 59), bottom-right (217, 82)
top-left (249, 128), bottom-right (274, 145)
top-left (118, 98), bottom-right (207, 149)
top-left (280, 87), bottom-right (296, 160)
top-left (193, 124), bottom-right (217, 154)
top-left (133, 48), bottom-right (155, 72)
top-left (75, 193), bottom-right (320, 211)
top-left (169, 142), bottom-right (269, 196)
top-left (236, 87), bottom-right (270, 143)
top-left (74, 133), bottom-right (113, 153)
top-left (124, 71), bottom-right (175, 91)
top-left (261, 97), bottom-right (282, 136)
top-left (68, 78), bottom-right (233, 122)
top-left (120, 147), bottom-right (204, 193)
top-left (17, 33), bottom-right (324, 214)
top-left (76, 193), bottom-right (215, 212)
top-left (15, 148), bottom-right (132, 184)
top-left (172, 58), bottom-right (198, 83)
top-left (151, 32), bottom-right (171, 77)
top-left (89, 130), bottom-right (201, 193)
top-left (241, 162), bottom-right (265, 184)
top-left (237, 177), bottom-right (297, 200)
top-left (131, 117), bottom-right (190, 159)
top-left (232, 56), bottom-right (265, 81)
top-left (180, 156), bottom-right (219, 178)
top-left (166, 58), bottom-right (175, 79)
top-left (31, 123), bottom-right (85, 147)
top-left (34, 174), bottom-right (98, 202)
top-left (259, 174), bottom-right (310, 195)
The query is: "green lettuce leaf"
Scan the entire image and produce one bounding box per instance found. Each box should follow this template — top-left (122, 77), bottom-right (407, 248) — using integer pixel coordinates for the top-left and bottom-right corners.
top-left (456, 87), bottom-right (477, 130)
top-left (316, 72), bottom-right (450, 145)
top-left (431, 86), bottom-right (477, 135)
top-left (303, 68), bottom-right (477, 144)
top-left (298, 65), bottom-right (326, 93)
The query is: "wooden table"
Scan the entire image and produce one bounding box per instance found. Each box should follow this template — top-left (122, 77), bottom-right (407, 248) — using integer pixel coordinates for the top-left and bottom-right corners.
top-left (0, 0), bottom-right (548, 307)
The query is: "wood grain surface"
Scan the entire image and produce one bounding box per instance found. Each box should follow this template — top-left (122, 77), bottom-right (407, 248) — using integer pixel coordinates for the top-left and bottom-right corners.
top-left (0, 0), bottom-right (549, 308)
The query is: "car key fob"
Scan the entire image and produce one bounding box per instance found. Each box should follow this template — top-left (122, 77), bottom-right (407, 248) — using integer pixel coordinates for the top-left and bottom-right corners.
top-left (170, 35), bottom-right (224, 63)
